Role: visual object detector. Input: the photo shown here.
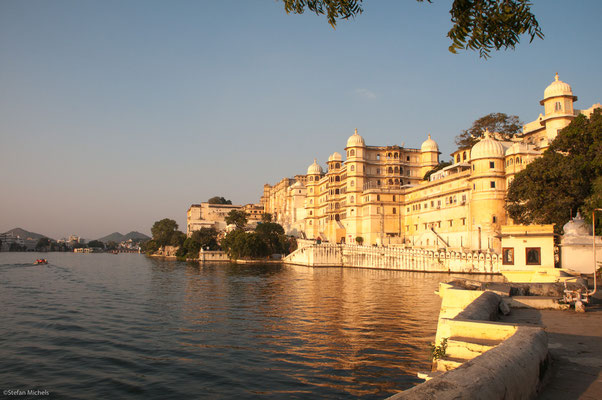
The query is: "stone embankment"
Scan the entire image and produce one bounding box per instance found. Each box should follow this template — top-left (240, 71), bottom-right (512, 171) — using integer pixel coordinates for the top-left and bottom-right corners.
top-left (284, 243), bottom-right (501, 273)
top-left (385, 280), bottom-right (577, 399)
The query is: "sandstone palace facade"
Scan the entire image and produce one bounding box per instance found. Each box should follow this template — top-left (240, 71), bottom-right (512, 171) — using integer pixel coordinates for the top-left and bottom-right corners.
top-left (260, 74), bottom-right (600, 252)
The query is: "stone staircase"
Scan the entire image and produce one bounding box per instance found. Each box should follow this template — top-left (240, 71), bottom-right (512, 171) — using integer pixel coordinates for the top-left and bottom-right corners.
top-left (436, 336), bottom-right (502, 372)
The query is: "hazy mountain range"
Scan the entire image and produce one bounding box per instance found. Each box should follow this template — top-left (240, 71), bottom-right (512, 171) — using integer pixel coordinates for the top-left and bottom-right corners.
top-left (96, 231), bottom-right (150, 243)
top-left (2, 228), bottom-right (150, 243)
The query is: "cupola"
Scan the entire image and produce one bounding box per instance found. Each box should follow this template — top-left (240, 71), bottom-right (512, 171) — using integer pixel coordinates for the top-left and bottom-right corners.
top-left (541, 73), bottom-right (577, 104)
top-left (346, 128), bottom-right (365, 148)
top-left (421, 134), bottom-right (439, 152)
top-left (470, 129), bottom-right (505, 160)
top-left (307, 159), bottom-right (323, 175)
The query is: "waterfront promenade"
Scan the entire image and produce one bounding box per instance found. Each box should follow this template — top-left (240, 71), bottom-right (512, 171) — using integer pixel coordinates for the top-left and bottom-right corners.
top-left (502, 298), bottom-right (602, 400)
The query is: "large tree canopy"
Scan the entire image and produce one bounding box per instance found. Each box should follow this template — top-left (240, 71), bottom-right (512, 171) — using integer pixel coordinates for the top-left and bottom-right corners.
top-left (280, 0), bottom-right (543, 58)
top-left (151, 218), bottom-right (182, 247)
top-left (455, 112), bottom-right (522, 149)
top-left (506, 109), bottom-right (602, 232)
top-left (207, 196), bottom-right (232, 205)
top-left (225, 210), bottom-right (248, 230)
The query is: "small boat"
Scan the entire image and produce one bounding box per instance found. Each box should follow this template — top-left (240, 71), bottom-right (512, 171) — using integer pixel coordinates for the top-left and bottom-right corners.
top-left (34, 259), bottom-right (48, 265)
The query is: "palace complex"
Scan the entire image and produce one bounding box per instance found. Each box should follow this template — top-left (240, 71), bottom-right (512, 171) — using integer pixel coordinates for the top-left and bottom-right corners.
top-left (260, 74), bottom-right (601, 252)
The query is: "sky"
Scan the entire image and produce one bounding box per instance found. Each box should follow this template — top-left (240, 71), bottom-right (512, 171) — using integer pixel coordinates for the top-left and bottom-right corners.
top-left (1, 0), bottom-right (601, 240)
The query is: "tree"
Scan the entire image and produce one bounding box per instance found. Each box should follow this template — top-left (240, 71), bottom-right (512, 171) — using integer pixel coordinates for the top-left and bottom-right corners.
top-left (208, 196), bottom-right (232, 205)
top-left (280, 0), bottom-right (543, 58)
top-left (423, 161), bottom-right (452, 181)
top-left (35, 237), bottom-right (51, 251)
top-left (455, 113), bottom-right (522, 149)
top-left (192, 227), bottom-right (220, 251)
top-left (106, 241), bottom-right (118, 250)
top-left (261, 213), bottom-right (273, 223)
top-left (355, 236), bottom-right (364, 245)
top-left (506, 109), bottom-right (602, 233)
top-left (255, 222), bottom-right (286, 254)
top-left (225, 210), bottom-right (248, 230)
top-left (141, 239), bottom-right (159, 254)
top-left (151, 218), bottom-right (181, 247)
top-left (88, 240), bottom-right (105, 249)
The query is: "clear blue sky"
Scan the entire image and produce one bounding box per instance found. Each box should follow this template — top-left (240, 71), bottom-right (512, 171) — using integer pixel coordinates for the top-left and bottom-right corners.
top-left (1, 0), bottom-right (601, 240)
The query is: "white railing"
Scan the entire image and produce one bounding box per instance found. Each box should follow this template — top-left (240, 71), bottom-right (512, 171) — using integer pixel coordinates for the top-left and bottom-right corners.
top-left (284, 244), bottom-right (500, 274)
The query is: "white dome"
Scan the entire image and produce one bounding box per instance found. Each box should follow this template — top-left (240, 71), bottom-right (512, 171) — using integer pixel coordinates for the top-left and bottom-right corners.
top-left (346, 128), bottom-right (365, 148)
top-left (421, 134), bottom-right (439, 152)
top-left (543, 73), bottom-right (573, 100)
top-left (291, 181), bottom-right (304, 189)
top-left (328, 152), bottom-right (342, 162)
top-left (563, 212), bottom-right (592, 236)
top-left (471, 130), bottom-right (505, 160)
top-left (307, 159), bottom-right (323, 175)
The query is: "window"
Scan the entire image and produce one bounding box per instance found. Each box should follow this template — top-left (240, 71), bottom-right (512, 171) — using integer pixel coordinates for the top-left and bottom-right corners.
top-left (462, 218), bottom-right (466, 226)
top-left (407, 156), bottom-right (410, 161)
top-left (554, 101), bottom-right (561, 112)
top-left (310, 188), bottom-right (313, 193)
top-left (350, 196), bottom-right (354, 203)
top-left (377, 195), bottom-right (380, 201)
top-left (492, 216), bottom-right (497, 223)
top-left (526, 247), bottom-right (541, 265)
top-left (335, 176), bottom-right (340, 182)
top-left (309, 176), bottom-right (313, 181)
top-left (490, 181), bottom-right (496, 189)
top-left (502, 248), bottom-right (514, 265)
top-left (350, 149), bottom-right (355, 156)
top-left (351, 165), bottom-right (355, 171)
top-left (376, 168), bottom-right (380, 174)
top-left (457, 155), bottom-right (460, 163)
top-left (388, 167), bottom-right (393, 173)
top-left (335, 163), bottom-right (340, 169)
top-left (393, 207), bottom-right (396, 214)
top-left (449, 220), bottom-right (453, 227)
top-left (392, 195), bottom-right (396, 201)
top-left (335, 189), bottom-right (339, 194)
top-left (350, 180), bottom-right (355, 187)
top-left (388, 179), bottom-right (393, 185)
top-left (463, 151), bottom-right (467, 161)
top-left (490, 161), bottom-right (495, 169)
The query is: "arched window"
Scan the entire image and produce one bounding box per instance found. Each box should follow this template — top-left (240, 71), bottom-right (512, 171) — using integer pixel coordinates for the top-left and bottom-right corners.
top-left (388, 179), bottom-right (393, 185)
top-left (463, 152), bottom-right (467, 161)
top-left (509, 158), bottom-right (513, 165)
top-left (377, 180), bottom-right (381, 186)
top-left (350, 149), bottom-right (355, 156)
top-left (377, 195), bottom-right (381, 201)
top-left (394, 153), bottom-right (398, 159)
top-left (309, 176), bottom-right (313, 181)
top-left (394, 166), bottom-right (399, 173)
top-left (335, 189), bottom-right (340, 194)
top-left (335, 203), bottom-right (340, 209)
top-left (516, 157), bottom-right (520, 164)
top-left (555, 102), bottom-right (562, 112)
top-left (376, 154), bottom-right (381, 160)
top-left (335, 163), bottom-right (340, 169)
top-left (310, 188), bottom-right (313, 193)
top-left (350, 196), bottom-right (355, 203)
top-left (399, 167), bottom-right (403, 174)
top-left (456, 155), bottom-right (460, 163)
top-left (335, 214), bottom-right (340, 221)
top-left (388, 167), bottom-right (393, 173)
top-left (335, 176), bottom-right (340, 182)
top-left (310, 199), bottom-right (313, 204)
top-left (350, 180), bottom-right (355, 187)
top-left (388, 153), bottom-right (392, 158)
top-left (350, 165), bottom-right (355, 171)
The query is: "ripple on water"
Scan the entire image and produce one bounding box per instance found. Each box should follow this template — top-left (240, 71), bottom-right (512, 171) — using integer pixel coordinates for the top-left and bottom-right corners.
top-left (0, 253), bottom-right (459, 399)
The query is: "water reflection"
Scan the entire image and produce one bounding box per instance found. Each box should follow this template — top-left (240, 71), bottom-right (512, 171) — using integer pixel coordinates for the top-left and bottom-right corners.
top-left (1, 253), bottom-right (495, 399)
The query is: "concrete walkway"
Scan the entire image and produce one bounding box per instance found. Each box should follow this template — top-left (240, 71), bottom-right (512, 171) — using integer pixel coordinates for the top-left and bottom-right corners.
top-left (501, 299), bottom-right (602, 399)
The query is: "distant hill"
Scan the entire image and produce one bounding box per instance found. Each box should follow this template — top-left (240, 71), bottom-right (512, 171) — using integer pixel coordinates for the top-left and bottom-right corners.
top-left (97, 231), bottom-right (150, 243)
top-left (2, 227), bottom-right (51, 241)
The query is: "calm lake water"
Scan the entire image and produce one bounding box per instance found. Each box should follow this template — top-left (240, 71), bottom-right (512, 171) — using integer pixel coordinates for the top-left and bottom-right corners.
top-left (0, 252), bottom-right (462, 399)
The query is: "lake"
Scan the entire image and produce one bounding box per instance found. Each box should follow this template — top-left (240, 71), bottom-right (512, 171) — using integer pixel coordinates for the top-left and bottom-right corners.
top-left (0, 252), bottom-right (456, 399)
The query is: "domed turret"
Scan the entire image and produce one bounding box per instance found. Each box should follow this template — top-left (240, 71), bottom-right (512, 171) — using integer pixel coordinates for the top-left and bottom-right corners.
top-left (471, 130), bottom-right (505, 160)
top-left (421, 134), bottom-right (439, 152)
top-left (543, 73), bottom-right (574, 100)
top-left (562, 212), bottom-right (592, 236)
top-left (346, 128), bottom-right (365, 148)
top-left (328, 152), bottom-right (342, 162)
top-left (307, 159), bottom-right (323, 175)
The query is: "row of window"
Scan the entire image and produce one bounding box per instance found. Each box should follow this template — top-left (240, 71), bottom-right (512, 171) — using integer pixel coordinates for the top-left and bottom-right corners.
top-left (502, 247), bottom-right (540, 265)
top-left (406, 218), bottom-right (467, 232)
top-left (407, 194), bottom-right (467, 213)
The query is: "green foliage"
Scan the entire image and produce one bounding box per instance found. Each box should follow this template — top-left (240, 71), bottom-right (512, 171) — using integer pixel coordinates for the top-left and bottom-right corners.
top-left (225, 210), bottom-right (248, 230)
top-left (255, 222), bottom-right (286, 254)
top-left (280, 0), bottom-right (543, 58)
top-left (178, 228), bottom-right (220, 260)
top-left (261, 213), bottom-right (273, 223)
top-left (430, 338), bottom-right (448, 361)
top-left (35, 237), bottom-right (51, 251)
top-left (455, 113), bottom-right (522, 149)
top-left (106, 241), bottom-right (118, 250)
top-left (151, 218), bottom-right (183, 247)
top-left (355, 236), bottom-right (364, 245)
top-left (423, 161), bottom-right (452, 181)
top-left (141, 239), bottom-right (159, 254)
top-left (207, 196), bottom-right (232, 205)
top-left (506, 109), bottom-right (602, 233)
top-left (88, 240), bottom-right (105, 249)
top-left (221, 230), bottom-right (270, 260)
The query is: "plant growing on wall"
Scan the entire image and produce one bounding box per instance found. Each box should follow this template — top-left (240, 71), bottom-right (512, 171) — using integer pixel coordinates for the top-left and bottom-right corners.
top-left (429, 338), bottom-right (448, 361)
top-left (355, 236), bottom-right (364, 245)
